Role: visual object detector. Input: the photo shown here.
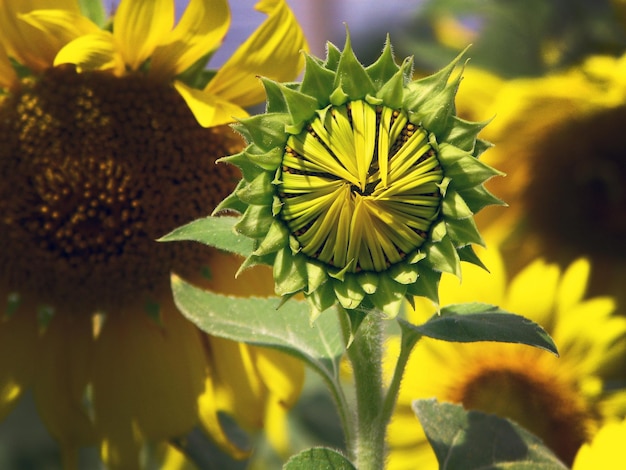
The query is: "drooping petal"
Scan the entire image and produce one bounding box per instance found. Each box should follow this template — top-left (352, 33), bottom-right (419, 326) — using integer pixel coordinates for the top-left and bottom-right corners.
top-left (0, 292), bottom-right (39, 422)
top-left (54, 30), bottom-right (125, 74)
top-left (31, 313), bottom-right (96, 462)
top-left (205, 0), bottom-right (308, 108)
top-left (174, 80), bottom-right (249, 127)
top-left (150, 0), bottom-right (230, 80)
top-left (112, 0), bottom-right (174, 70)
top-left (91, 299), bottom-right (206, 468)
top-left (0, 1), bottom-right (85, 71)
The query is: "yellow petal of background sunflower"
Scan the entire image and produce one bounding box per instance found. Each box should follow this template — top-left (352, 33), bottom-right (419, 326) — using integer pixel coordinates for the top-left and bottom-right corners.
top-left (54, 31), bottom-right (125, 74)
top-left (31, 313), bottom-right (96, 466)
top-left (0, 291), bottom-right (39, 422)
top-left (91, 299), bottom-right (206, 468)
top-left (254, 347), bottom-right (305, 456)
top-left (504, 259), bottom-right (560, 326)
top-left (174, 80), bottom-right (249, 127)
top-left (204, 0), bottom-right (308, 108)
top-left (150, 0), bottom-right (230, 80)
top-left (572, 419), bottom-right (626, 470)
top-left (0, 45), bottom-right (17, 90)
top-left (113, 0), bottom-right (174, 70)
top-left (0, 1), bottom-right (86, 71)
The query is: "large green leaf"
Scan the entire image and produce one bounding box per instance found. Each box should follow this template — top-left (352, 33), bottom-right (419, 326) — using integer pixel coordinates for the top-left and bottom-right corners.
top-left (158, 216), bottom-right (253, 258)
top-left (408, 302), bottom-right (558, 355)
top-left (171, 276), bottom-right (345, 383)
top-left (283, 447), bottom-right (356, 470)
top-left (413, 399), bottom-right (568, 469)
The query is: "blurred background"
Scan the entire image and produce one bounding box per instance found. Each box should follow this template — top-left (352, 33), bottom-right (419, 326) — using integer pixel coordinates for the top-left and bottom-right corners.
top-left (4, 0), bottom-right (626, 468)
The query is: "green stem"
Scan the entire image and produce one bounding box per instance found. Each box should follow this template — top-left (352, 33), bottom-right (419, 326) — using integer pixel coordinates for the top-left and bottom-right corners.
top-left (346, 312), bottom-right (385, 470)
top-left (381, 326), bottom-right (422, 431)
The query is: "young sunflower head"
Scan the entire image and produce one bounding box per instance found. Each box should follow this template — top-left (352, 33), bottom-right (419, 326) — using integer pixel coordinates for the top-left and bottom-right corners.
top-left (220, 34), bottom-right (504, 319)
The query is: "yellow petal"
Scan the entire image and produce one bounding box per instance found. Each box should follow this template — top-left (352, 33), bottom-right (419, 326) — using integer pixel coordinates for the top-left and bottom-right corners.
top-left (31, 313), bottom-right (96, 458)
top-left (210, 337), bottom-right (265, 430)
top-left (91, 298), bottom-right (206, 467)
top-left (150, 0), bottom-right (230, 79)
top-left (197, 361), bottom-right (250, 459)
top-left (556, 258), bottom-right (590, 313)
top-left (504, 258), bottom-right (560, 326)
top-left (205, 0), bottom-right (308, 108)
top-left (113, 0), bottom-right (174, 70)
top-left (174, 80), bottom-right (249, 127)
top-left (253, 347), bottom-right (305, 456)
top-left (253, 346), bottom-right (304, 408)
top-left (0, 45), bottom-right (17, 90)
top-left (573, 419), bottom-right (626, 470)
top-left (19, 9), bottom-right (101, 60)
top-left (0, 292), bottom-right (39, 421)
top-left (0, 2), bottom-right (85, 71)
top-left (54, 30), bottom-right (125, 74)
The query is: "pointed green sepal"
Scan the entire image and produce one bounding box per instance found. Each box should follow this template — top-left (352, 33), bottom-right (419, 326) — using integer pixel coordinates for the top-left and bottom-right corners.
top-left (253, 219), bottom-right (289, 256)
top-left (366, 36), bottom-right (403, 88)
top-left (236, 171), bottom-right (274, 205)
top-left (334, 30), bottom-right (376, 100)
top-left (300, 53), bottom-right (337, 106)
top-left (274, 247), bottom-right (307, 295)
top-left (235, 204), bottom-right (274, 238)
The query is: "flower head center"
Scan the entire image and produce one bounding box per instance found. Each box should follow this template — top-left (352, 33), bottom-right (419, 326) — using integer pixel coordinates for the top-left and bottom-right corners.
top-left (450, 355), bottom-right (594, 466)
top-left (523, 106), bottom-right (626, 261)
top-left (278, 100), bottom-right (443, 273)
top-left (0, 65), bottom-right (242, 313)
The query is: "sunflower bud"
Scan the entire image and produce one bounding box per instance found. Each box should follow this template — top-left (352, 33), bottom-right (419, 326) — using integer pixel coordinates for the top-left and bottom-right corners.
top-left (218, 34), bottom-right (504, 319)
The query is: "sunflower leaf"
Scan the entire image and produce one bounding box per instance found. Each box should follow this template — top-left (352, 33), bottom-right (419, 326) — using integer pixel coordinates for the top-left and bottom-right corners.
top-left (283, 447), bottom-right (356, 469)
top-left (158, 216), bottom-right (253, 257)
top-left (413, 399), bottom-right (568, 470)
top-left (409, 302), bottom-right (559, 355)
top-left (171, 276), bottom-right (346, 386)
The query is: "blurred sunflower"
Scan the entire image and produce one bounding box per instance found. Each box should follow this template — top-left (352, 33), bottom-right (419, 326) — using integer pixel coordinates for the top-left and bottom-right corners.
top-left (0, 0), bottom-right (307, 468)
top-left (384, 233), bottom-right (626, 468)
top-left (454, 54), bottom-right (626, 303)
top-left (572, 417), bottom-right (626, 469)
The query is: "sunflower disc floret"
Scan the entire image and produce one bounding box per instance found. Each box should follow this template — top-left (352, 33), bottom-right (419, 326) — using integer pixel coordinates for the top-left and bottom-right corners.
top-left (218, 35), bottom-right (504, 319)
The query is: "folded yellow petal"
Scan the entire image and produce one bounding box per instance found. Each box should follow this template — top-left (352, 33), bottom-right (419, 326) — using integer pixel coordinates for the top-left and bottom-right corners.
top-left (54, 31), bottom-right (125, 74)
top-left (18, 9), bottom-right (100, 61)
top-left (0, 2), bottom-right (83, 71)
top-left (113, 0), bottom-right (174, 70)
top-left (151, 0), bottom-right (230, 79)
top-left (174, 80), bottom-right (249, 127)
top-left (205, 0), bottom-right (307, 108)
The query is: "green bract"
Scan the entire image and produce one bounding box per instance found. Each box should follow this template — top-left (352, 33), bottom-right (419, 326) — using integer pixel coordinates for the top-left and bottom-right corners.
top-left (217, 34), bottom-right (504, 320)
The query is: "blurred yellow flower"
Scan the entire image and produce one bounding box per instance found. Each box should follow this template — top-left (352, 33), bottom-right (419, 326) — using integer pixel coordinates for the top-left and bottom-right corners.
top-left (572, 417), bottom-right (626, 469)
top-left (455, 55), bottom-right (626, 302)
top-left (385, 234), bottom-right (626, 468)
top-left (0, 0), bottom-right (307, 468)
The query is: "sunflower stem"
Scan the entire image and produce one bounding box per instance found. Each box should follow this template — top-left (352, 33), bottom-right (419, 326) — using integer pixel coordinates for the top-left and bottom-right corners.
top-left (346, 311), bottom-right (386, 470)
top-left (380, 323), bottom-right (423, 431)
